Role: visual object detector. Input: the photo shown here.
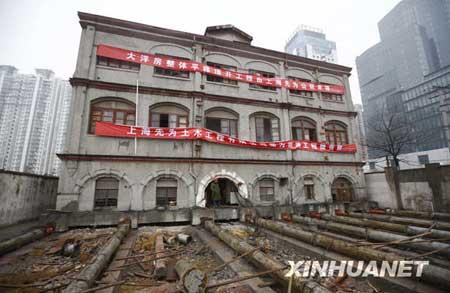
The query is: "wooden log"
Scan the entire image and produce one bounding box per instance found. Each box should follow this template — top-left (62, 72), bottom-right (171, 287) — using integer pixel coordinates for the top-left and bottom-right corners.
top-left (154, 230), bottom-right (167, 279)
top-left (63, 223), bottom-right (130, 293)
top-left (321, 214), bottom-right (450, 239)
top-left (388, 210), bottom-right (450, 222)
top-left (292, 215), bottom-right (450, 256)
top-left (0, 228), bottom-right (45, 256)
top-left (204, 220), bottom-right (331, 293)
top-left (175, 259), bottom-right (207, 293)
top-left (349, 212), bottom-right (450, 231)
top-left (255, 218), bottom-right (450, 289)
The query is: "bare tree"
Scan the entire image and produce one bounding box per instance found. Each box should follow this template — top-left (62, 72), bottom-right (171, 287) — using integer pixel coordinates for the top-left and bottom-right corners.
top-left (365, 106), bottom-right (415, 170)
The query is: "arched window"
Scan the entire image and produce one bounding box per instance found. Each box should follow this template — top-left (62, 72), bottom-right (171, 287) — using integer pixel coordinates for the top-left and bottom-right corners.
top-left (94, 177), bottom-right (119, 208)
top-left (259, 178), bottom-right (275, 201)
top-left (156, 178), bottom-right (177, 207)
top-left (149, 103), bottom-right (189, 128)
top-left (292, 117), bottom-right (317, 141)
top-left (325, 121), bottom-right (348, 145)
top-left (205, 108), bottom-right (238, 137)
top-left (253, 113), bottom-right (280, 142)
top-left (89, 99), bottom-right (136, 133)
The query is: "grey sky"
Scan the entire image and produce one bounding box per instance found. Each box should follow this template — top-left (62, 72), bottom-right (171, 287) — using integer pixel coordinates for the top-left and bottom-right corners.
top-left (0, 0), bottom-right (401, 104)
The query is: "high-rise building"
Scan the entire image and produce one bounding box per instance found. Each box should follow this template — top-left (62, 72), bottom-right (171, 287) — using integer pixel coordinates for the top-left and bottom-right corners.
top-left (285, 25), bottom-right (337, 63)
top-left (0, 66), bottom-right (72, 175)
top-left (354, 104), bottom-right (368, 162)
top-left (356, 0), bottom-right (450, 161)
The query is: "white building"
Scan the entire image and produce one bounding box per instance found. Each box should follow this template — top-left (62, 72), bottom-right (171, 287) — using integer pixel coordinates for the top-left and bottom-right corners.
top-left (0, 66), bottom-right (72, 175)
top-left (285, 25), bottom-right (338, 63)
top-left (354, 104), bottom-right (368, 162)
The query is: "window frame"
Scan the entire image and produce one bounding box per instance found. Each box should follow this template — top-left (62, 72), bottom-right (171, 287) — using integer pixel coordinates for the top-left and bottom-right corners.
top-left (149, 111), bottom-right (189, 128)
top-left (96, 56), bottom-right (140, 71)
top-left (153, 54), bottom-right (190, 79)
top-left (248, 69), bottom-right (277, 91)
top-left (288, 76), bottom-right (313, 98)
top-left (89, 100), bottom-right (136, 134)
top-left (254, 115), bottom-right (280, 142)
top-left (291, 117), bottom-right (317, 141)
top-left (206, 62), bottom-right (238, 85)
top-left (94, 177), bottom-right (119, 209)
top-left (325, 121), bottom-right (349, 145)
top-left (205, 116), bottom-right (238, 137)
top-left (259, 178), bottom-right (275, 202)
top-left (155, 178), bottom-right (178, 207)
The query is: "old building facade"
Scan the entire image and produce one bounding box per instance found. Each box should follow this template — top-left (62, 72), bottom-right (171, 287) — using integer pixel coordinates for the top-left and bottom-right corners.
top-left (55, 12), bottom-right (365, 224)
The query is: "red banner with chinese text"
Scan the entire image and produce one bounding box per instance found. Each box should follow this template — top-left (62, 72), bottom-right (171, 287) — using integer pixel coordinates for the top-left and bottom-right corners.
top-left (95, 122), bottom-right (356, 153)
top-left (97, 45), bottom-right (345, 95)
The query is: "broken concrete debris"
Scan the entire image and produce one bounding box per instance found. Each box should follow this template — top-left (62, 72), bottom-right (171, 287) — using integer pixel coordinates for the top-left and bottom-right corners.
top-left (1, 209), bottom-right (450, 292)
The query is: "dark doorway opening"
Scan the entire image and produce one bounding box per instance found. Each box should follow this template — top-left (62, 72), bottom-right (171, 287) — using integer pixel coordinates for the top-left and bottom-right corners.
top-left (205, 178), bottom-right (239, 208)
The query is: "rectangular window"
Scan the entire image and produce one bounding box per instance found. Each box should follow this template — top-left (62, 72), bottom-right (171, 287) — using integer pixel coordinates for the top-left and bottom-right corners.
top-left (288, 77), bottom-right (313, 97)
top-left (150, 113), bottom-right (188, 128)
top-left (255, 117), bottom-right (279, 142)
top-left (418, 154), bottom-right (429, 165)
top-left (206, 62), bottom-right (238, 85)
top-left (154, 54), bottom-right (190, 78)
top-left (322, 92), bottom-right (343, 102)
top-left (156, 179), bottom-right (177, 207)
top-left (206, 117), bottom-right (238, 136)
top-left (96, 56), bottom-right (140, 71)
top-left (304, 177), bottom-right (315, 200)
top-left (94, 178), bottom-right (119, 208)
top-left (249, 69), bottom-right (276, 91)
top-left (259, 179), bottom-right (275, 201)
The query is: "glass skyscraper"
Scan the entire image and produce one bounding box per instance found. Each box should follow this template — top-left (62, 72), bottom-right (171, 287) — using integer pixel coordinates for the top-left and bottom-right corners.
top-left (356, 0), bottom-right (450, 159)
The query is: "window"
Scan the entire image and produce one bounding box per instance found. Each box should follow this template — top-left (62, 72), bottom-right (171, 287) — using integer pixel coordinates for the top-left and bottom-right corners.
top-left (94, 177), bottom-right (119, 208)
top-left (205, 108), bottom-right (239, 137)
top-left (249, 69), bottom-right (276, 91)
top-left (259, 178), bottom-right (275, 201)
top-left (154, 54), bottom-right (190, 78)
top-left (418, 154), bottom-right (429, 165)
top-left (292, 117), bottom-right (317, 141)
top-left (325, 121), bottom-right (348, 145)
top-left (206, 117), bottom-right (237, 137)
top-left (304, 177), bottom-right (315, 200)
top-left (156, 178), bottom-right (177, 207)
top-left (149, 104), bottom-right (189, 128)
top-left (322, 92), bottom-right (343, 102)
top-left (206, 62), bottom-right (237, 85)
top-left (288, 77), bottom-right (313, 97)
top-left (96, 56), bottom-right (140, 71)
top-left (255, 115), bottom-right (280, 142)
top-left (369, 162), bottom-right (376, 169)
top-left (89, 99), bottom-right (136, 133)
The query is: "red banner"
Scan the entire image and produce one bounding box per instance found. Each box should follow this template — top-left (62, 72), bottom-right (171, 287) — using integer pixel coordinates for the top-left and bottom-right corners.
top-left (95, 122), bottom-right (356, 153)
top-left (97, 45), bottom-right (345, 95)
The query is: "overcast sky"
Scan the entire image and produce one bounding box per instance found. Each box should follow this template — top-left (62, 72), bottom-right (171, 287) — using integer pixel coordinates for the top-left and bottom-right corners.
top-left (0, 0), bottom-right (401, 104)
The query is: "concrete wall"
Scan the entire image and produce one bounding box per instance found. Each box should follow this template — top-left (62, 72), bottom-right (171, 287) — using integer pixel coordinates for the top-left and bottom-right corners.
top-left (0, 170), bottom-right (58, 226)
top-left (365, 164), bottom-right (450, 212)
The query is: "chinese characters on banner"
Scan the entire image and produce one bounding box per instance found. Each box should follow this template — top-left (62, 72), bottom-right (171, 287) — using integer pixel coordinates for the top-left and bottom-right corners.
top-left (95, 122), bottom-right (357, 153)
top-left (96, 45), bottom-right (345, 94)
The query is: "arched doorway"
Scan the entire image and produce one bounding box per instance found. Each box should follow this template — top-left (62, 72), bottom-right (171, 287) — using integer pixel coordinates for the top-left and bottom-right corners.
top-left (205, 178), bottom-right (240, 208)
top-left (331, 177), bottom-right (354, 202)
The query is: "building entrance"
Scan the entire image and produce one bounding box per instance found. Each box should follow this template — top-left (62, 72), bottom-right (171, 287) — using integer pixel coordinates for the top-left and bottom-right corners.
top-left (205, 178), bottom-right (239, 208)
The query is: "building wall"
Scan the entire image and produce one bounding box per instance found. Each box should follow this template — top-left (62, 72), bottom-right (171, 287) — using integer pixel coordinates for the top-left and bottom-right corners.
top-left (365, 164), bottom-right (450, 212)
top-left (56, 13), bottom-right (365, 215)
top-left (0, 170), bottom-right (58, 226)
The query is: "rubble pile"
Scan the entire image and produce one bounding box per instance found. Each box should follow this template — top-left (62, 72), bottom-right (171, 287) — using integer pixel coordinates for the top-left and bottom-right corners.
top-left (0, 227), bottom-right (115, 292)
